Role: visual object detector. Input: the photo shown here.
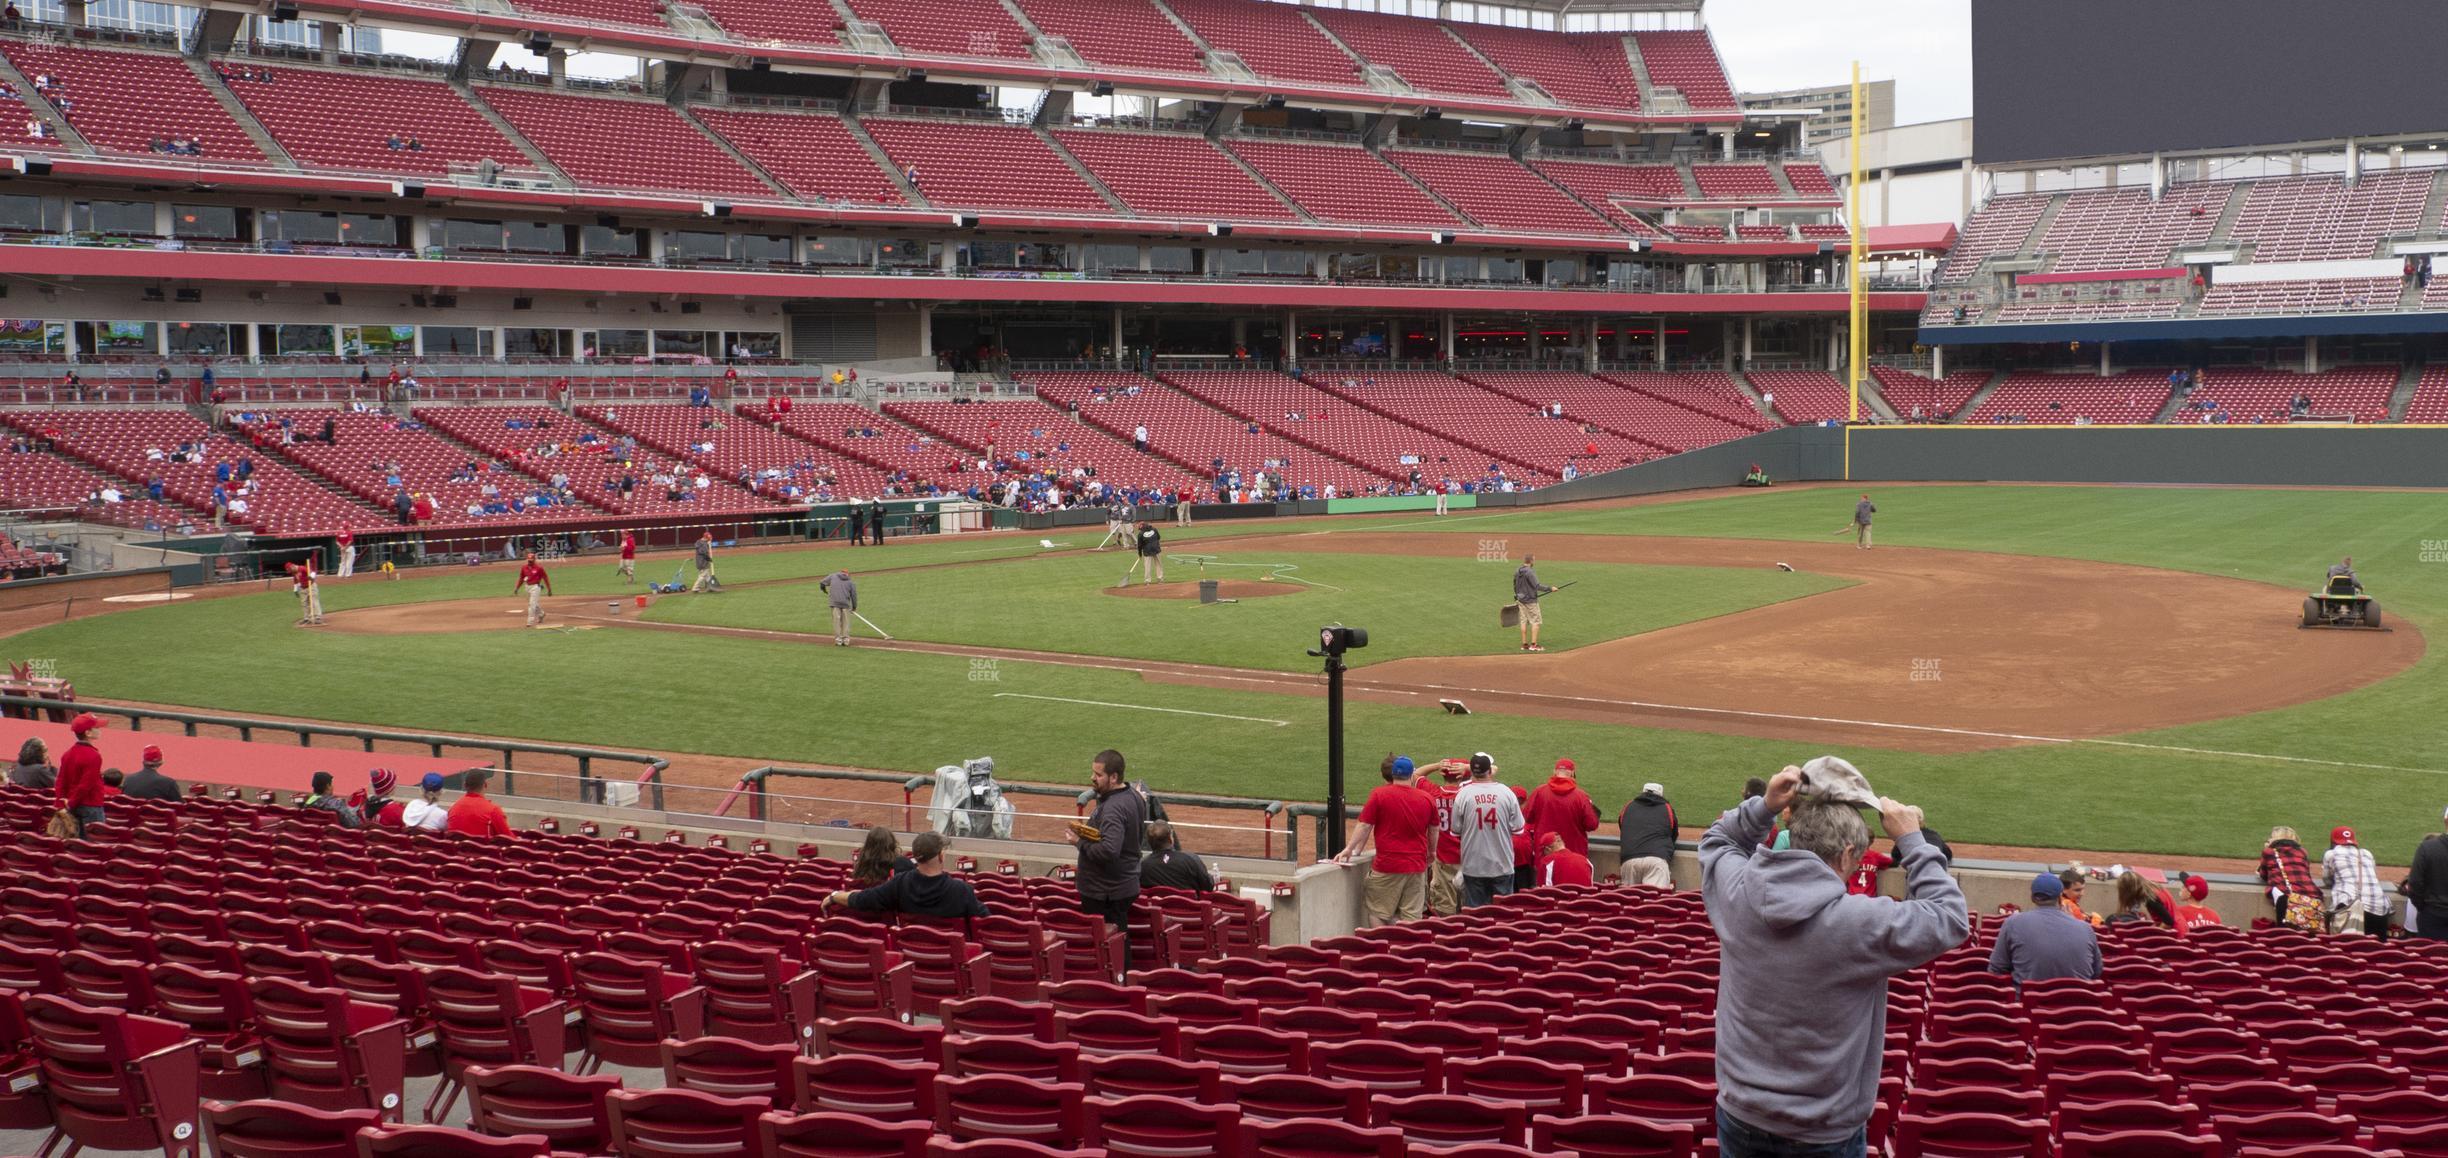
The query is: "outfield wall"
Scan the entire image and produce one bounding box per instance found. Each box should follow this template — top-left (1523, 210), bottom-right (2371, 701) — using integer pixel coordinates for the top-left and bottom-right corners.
top-left (1499, 424), bottom-right (2448, 500)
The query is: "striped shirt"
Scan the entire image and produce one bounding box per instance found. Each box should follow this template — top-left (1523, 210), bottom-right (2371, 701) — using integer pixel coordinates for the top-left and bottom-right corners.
top-left (2322, 844), bottom-right (2390, 914)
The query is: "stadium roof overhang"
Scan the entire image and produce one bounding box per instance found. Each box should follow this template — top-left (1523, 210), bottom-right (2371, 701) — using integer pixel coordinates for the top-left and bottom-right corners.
top-left (2, 243), bottom-right (1922, 315)
top-left (236, 0), bottom-right (1743, 133)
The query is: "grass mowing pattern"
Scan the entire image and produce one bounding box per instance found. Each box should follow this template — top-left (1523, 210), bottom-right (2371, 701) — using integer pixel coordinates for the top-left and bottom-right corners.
top-left (11, 484), bottom-right (2444, 862)
top-left (641, 551), bottom-right (1848, 670)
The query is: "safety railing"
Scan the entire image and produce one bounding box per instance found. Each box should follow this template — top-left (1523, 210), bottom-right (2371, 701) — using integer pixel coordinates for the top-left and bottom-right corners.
top-left (0, 693), bottom-right (668, 807)
top-left (735, 765), bottom-right (1295, 859)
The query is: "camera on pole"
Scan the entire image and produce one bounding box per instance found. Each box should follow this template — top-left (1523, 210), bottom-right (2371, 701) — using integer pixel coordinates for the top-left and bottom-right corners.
top-left (1309, 624), bottom-right (1366, 856)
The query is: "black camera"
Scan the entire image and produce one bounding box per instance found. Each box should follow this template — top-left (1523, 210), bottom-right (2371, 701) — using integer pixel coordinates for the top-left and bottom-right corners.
top-left (1311, 625), bottom-right (1369, 657)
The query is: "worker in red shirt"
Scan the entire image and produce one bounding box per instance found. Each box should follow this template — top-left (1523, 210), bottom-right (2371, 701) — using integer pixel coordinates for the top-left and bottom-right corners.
top-left (1335, 755), bottom-right (1439, 925)
top-left (287, 560), bottom-right (324, 627)
top-left (1524, 757), bottom-right (1600, 857)
top-left (1534, 832), bottom-right (1593, 888)
top-left (514, 551), bottom-right (552, 627)
top-left (444, 768), bottom-right (513, 839)
top-left (409, 494), bottom-right (432, 523)
top-left (335, 528), bottom-right (356, 578)
top-left (617, 531), bottom-right (637, 584)
top-left (55, 712), bottom-right (106, 837)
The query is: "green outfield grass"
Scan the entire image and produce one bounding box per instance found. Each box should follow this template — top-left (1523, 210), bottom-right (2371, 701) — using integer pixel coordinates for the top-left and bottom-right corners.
top-left (639, 549), bottom-right (1848, 670)
top-left (11, 484), bottom-right (2447, 863)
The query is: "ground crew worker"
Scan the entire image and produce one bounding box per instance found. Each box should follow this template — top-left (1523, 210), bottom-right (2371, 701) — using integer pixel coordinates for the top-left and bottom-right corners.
top-left (516, 551), bottom-right (552, 626)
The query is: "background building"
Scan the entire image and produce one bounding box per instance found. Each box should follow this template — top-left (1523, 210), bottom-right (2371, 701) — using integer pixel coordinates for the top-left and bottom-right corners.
top-left (1743, 78), bottom-right (1895, 148)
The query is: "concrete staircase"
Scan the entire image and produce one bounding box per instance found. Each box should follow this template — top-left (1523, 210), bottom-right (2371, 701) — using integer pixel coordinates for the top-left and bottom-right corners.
top-left (2013, 193), bottom-right (2066, 259)
top-left (671, 101), bottom-right (796, 199)
top-left (841, 114), bottom-right (930, 209)
top-left (2207, 181), bottom-right (2254, 245)
top-left (188, 60), bottom-right (295, 166)
top-left (1033, 127), bottom-right (1135, 216)
top-left (1618, 34), bottom-right (1658, 111)
top-left (2389, 362), bottom-right (2424, 422)
top-left (1945, 370), bottom-right (2011, 423)
top-left (452, 81), bottom-right (573, 183)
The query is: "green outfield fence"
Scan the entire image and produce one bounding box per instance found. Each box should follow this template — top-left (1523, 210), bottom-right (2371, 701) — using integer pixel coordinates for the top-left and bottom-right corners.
top-left (0, 693), bottom-right (669, 808)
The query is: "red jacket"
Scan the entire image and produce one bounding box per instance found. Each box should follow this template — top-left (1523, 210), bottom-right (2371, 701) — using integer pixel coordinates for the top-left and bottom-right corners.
top-left (1536, 849), bottom-right (1594, 888)
top-left (1524, 776), bottom-right (1600, 857)
top-left (56, 739), bottom-right (104, 809)
top-left (445, 792), bottom-right (513, 839)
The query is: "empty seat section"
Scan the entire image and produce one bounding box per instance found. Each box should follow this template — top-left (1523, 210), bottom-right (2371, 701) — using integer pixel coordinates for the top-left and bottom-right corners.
top-left (1526, 159), bottom-right (1678, 234)
top-left (1160, 371), bottom-right (1541, 482)
top-left (1690, 164), bottom-right (1780, 200)
top-left (1465, 372), bottom-right (1754, 453)
top-left (252, 410), bottom-right (609, 527)
top-left (0, 448), bottom-right (204, 532)
top-left (694, 0), bottom-right (840, 44)
top-left (881, 399), bottom-right (1197, 492)
top-left (770, 402), bottom-right (992, 493)
top-left (476, 86), bottom-right (771, 197)
top-left (1961, 371), bottom-right (2175, 424)
top-left (1164, 0), bottom-right (1358, 87)
top-left (2177, 366), bottom-right (2395, 424)
top-left (2198, 277), bottom-right (2400, 317)
top-left (416, 406), bottom-right (777, 515)
top-left (1050, 129), bottom-right (1297, 221)
top-left (1746, 371), bottom-right (1851, 424)
top-left (1027, 372), bottom-right (1387, 494)
top-left (689, 108), bottom-right (905, 205)
top-left (1784, 163), bottom-right (1837, 197)
top-left (1384, 148), bottom-right (1614, 235)
top-left (2033, 183), bottom-right (2229, 275)
top-left (1630, 29), bottom-right (1735, 109)
top-left (220, 64), bottom-right (523, 177)
top-left (509, 0), bottom-right (669, 26)
top-left (1, 40), bottom-right (266, 161)
top-left (1663, 222), bottom-right (1726, 242)
top-left (1306, 8), bottom-right (1509, 99)
top-left (1312, 373), bottom-right (1651, 474)
top-left (846, 0), bottom-right (1034, 59)
top-left (1009, 0), bottom-right (1204, 73)
top-left (1449, 25), bottom-right (1634, 111)
top-left (583, 405), bottom-right (890, 499)
top-left (2229, 170), bottom-right (2434, 263)
top-left (1223, 137), bottom-right (1458, 228)
top-left (862, 118), bottom-right (1111, 213)
top-left (2, 410), bottom-right (394, 536)
top-left (1935, 193), bottom-right (2051, 284)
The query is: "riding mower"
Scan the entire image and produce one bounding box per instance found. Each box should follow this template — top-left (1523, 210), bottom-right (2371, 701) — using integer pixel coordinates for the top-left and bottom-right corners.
top-left (2302, 575), bottom-right (2384, 629)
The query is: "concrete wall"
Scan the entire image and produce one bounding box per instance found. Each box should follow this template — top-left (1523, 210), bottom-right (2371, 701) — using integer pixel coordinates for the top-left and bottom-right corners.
top-left (1486, 426), bottom-right (1847, 507)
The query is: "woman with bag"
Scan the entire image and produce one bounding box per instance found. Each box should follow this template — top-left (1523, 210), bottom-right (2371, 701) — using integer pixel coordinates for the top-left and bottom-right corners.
top-left (2258, 826), bottom-right (2326, 931)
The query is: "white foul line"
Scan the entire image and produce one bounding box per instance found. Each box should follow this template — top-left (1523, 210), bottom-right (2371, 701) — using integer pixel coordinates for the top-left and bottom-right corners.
top-left (992, 693), bottom-right (1291, 727)
top-left (1368, 679), bottom-right (2448, 777)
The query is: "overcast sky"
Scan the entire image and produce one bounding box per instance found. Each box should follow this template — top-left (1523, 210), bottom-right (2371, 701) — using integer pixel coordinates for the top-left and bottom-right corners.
top-left (1703, 0), bottom-right (1972, 125)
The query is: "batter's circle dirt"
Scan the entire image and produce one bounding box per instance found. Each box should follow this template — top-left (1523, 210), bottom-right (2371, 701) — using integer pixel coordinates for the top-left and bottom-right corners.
top-left (1103, 580), bottom-right (1303, 601)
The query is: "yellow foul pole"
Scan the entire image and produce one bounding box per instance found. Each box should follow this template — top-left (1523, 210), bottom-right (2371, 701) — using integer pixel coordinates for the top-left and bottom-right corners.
top-left (1846, 60), bottom-right (1866, 426)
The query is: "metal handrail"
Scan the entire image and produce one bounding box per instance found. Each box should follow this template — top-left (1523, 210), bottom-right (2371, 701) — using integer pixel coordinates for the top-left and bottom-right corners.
top-left (737, 765), bottom-right (1293, 859)
top-left (0, 693), bottom-right (667, 808)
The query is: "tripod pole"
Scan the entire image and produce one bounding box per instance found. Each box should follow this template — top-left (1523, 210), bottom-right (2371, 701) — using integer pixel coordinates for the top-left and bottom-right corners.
top-left (1323, 653), bottom-right (1346, 858)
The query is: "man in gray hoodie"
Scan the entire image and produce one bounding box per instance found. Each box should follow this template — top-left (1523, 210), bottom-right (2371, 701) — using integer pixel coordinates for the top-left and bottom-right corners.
top-left (821, 569), bottom-right (857, 646)
top-left (1703, 766), bottom-right (1966, 1156)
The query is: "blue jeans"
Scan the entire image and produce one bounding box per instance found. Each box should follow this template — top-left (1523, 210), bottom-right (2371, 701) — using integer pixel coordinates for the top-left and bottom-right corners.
top-left (1717, 1107), bottom-right (1866, 1158)
top-left (69, 805), bottom-right (105, 839)
top-left (1460, 873), bottom-right (1514, 909)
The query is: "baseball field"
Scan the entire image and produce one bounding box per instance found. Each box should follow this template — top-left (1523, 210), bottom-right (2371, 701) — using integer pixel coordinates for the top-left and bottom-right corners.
top-left (14, 481), bottom-right (2444, 863)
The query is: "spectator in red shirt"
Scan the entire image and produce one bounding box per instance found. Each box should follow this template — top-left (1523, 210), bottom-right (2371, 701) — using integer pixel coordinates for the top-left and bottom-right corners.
top-left (1524, 757), bottom-right (1600, 858)
top-left (445, 768), bottom-right (513, 839)
top-left (99, 768), bottom-right (124, 799)
top-left (1846, 844), bottom-right (1893, 896)
top-left (1534, 832), bottom-right (1593, 888)
top-left (359, 768), bottom-right (405, 828)
top-left (2169, 874), bottom-right (2221, 934)
top-left (1336, 754), bottom-right (1439, 925)
top-left (55, 712), bottom-right (106, 837)
top-left (410, 494), bottom-right (433, 524)
top-left (1422, 759), bottom-right (1468, 916)
top-left (617, 531), bottom-right (637, 584)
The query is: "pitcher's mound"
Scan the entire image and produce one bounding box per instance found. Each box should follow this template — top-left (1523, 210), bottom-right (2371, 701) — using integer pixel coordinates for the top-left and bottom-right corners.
top-left (1106, 580), bottom-right (1303, 601)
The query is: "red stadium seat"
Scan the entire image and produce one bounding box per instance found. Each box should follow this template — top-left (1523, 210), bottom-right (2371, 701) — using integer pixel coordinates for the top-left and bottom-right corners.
top-left (2058, 1131), bottom-right (2223, 1158)
top-left (1236, 1116), bottom-right (1405, 1158)
top-left (604, 1086), bottom-right (770, 1158)
top-left (932, 1074), bottom-right (1087, 1147)
top-left (1527, 1113), bottom-right (1698, 1158)
top-left (1221, 1075), bottom-right (1372, 1126)
top-left (463, 1064), bottom-right (622, 1153)
top-left (353, 1124), bottom-right (556, 1158)
top-left (202, 1098), bottom-right (384, 1158)
top-left (22, 994), bottom-right (206, 1157)
top-left (571, 952), bottom-right (709, 1074)
top-left (245, 976), bottom-right (414, 1118)
top-left (792, 1054), bottom-right (939, 1122)
top-left (1368, 1093), bottom-right (1529, 1148)
top-left (1084, 1094), bottom-right (1244, 1158)
top-left (756, 1109), bottom-right (933, 1157)
top-left (816, 1017), bottom-right (946, 1063)
top-left (943, 1034), bottom-right (1084, 1083)
top-left (662, 1034), bottom-right (798, 1105)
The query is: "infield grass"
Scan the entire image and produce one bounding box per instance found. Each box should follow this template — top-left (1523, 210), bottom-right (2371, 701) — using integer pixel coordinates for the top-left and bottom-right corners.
top-left (13, 484), bottom-right (2448, 863)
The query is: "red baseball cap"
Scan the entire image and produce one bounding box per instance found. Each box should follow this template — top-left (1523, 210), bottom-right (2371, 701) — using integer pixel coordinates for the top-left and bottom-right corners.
top-left (1554, 758), bottom-right (1576, 773)
top-left (2331, 826), bottom-right (2356, 846)
top-left (2183, 875), bottom-right (2210, 901)
top-left (140, 745), bottom-right (163, 764)
top-left (68, 712), bottom-right (104, 735)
